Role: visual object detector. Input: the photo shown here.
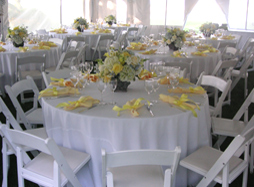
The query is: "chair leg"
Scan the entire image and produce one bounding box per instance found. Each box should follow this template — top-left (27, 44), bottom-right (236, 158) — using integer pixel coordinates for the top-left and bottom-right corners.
top-left (250, 142), bottom-right (254, 173)
top-left (2, 143), bottom-right (9, 187)
top-left (244, 75), bottom-right (248, 122)
top-left (213, 136), bottom-right (227, 150)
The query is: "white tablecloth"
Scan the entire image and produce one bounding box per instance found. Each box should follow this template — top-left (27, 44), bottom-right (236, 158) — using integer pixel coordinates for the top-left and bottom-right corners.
top-left (49, 29), bottom-right (113, 60)
top-left (134, 46), bottom-right (221, 83)
top-left (42, 80), bottom-right (211, 187)
top-left (0, 43), bottom-right (61, 86)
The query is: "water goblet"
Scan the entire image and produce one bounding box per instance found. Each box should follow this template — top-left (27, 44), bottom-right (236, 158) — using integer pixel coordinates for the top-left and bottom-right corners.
top-left (169, 67), bottom-right (180, 89)
top-left (150, 62), bottom-right (156, 77)
top-left (109, 78), bottom-right (117, 105)
top-left (97, 79), bottom-right (107, 105)
top-left (163, 66), bottom-right (172, 88)
top-left (151, 77), bottom-right (160, 103)
top-left (144, 79), bottom-right (154, 101)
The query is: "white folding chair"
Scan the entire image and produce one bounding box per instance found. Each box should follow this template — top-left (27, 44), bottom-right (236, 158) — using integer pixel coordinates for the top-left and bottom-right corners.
top-left (42, 69), bottom-right (72, 87)
top-left (36, 29), bottom-right (48, 35)
top-left (6, 127), bottom-right (91, 187)
top-left (126, 27), bottom-right (139, 42)
top-left (211, 58), bottom-right (238, 105)
top-left (5, 76), bottom-right (44, 129)
top-left (49, 38), bottom-right (65, 52)
top-left (196, 72), bottom-right (232, 117)
top-left (212, 88), bottom-right (254, 171)
top-left (15, 54), bottom-right (46, 93)
top-left (217, 42), bottom-right (237, 53)
top-left (0, 72), bottom-right (5, 97)
top-left (221, 46), bottom-right (239, 61)
top-left (111, 31), bottom-right (128, 50)
top-left (180, 116), bottom-right (254, 187)
top-left (55, 50), bottom-right (79, 71)
top-left (91, 35), bottom-right (114, 60)
top-left (231, 54), bottom-right (254, 100)
top-left (238, 37), bottom-right (254, 72)
top-left (0, 97), bottom-right (47, 187)
top-left (101, 147), bottom-right (181, 187)
top-left (165, 60), bottom-right (193, 79)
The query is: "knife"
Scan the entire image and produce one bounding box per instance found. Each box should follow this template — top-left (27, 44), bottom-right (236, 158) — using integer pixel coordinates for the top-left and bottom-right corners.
top-left (146, 104), bottom-right (154, 117)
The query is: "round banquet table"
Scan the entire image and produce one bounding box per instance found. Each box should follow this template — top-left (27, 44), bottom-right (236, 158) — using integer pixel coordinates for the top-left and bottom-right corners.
top-left (49, 29), bottom-right (114, 61)
top-left (134, 46), bottom-right (221, 83)
top-left (41, 80), bottom-right (211, 187)
top-left (0, 43), bottom-right (61, 86)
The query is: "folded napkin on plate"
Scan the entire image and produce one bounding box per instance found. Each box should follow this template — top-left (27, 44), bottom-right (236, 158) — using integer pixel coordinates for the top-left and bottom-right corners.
top-left (28, 40), bottom-right (37, 44)
top-left (32, 45), bottom-right (51, 50)
top-left (184, 41), bottom-right (195, 46)
top-left (38, 87), bottom-right (80, 99)
top-left (140, 49), bottom-right (157, 55)
top-left (168, 86), bottom-right (206, 94)
top-left (56, 96), bottom-right (100, 111)
top-left (98, 29), bottom-right (111, 33)
top-left (0, 46), bottom-right (6, 52)
top-left (83, 74), bottom-right (99, 82)
top-left (113, 98), bottom-right (149, 117)
top-left (159, 76), bottom-right (192, 85)
top-left (221, 35), bottom-right (235, 40)
top-left (191, 51), bottom-right (208, 56)
top-left (0, 42), bottom-right (6, 45)
top-left (171, 50), bottom-right (187, 57)
top-left (159, 94), bottom-right (200, 117)
top-left (39, 41), bottom-right (57, 47)
top-left (185, 33), bottom-right (193, 38)
top-left (138, 69), bottom-right (155, 80)
top-left (211, 37), bottom-right (218, 40)
top-left (90, 31), bottom-right (97, 34)
top-left (152, 41), bottom-right (159, 46)
top-left (126, 42), bottom-right (147, 50)
top-left (50, 28), bottom-right (67, 34)
top-left (75, 32), bottom-right (81, 36)
top-left (18, 47), bottom-right (29, 52)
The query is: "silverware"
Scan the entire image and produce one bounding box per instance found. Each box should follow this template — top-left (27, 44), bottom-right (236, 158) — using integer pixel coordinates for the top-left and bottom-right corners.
top-left (146, 104), bottom-right (154, 117)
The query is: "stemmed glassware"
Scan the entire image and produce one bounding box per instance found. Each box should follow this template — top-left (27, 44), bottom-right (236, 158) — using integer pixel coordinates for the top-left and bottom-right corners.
top-left (151, 77), bottom-right (160, 103)
top-left (150, 62), bottom-right (156, 77)
top-left (156, 62), bottom-right (165, 77)
top-left (144, 79), bottom-right (154, 101)
top-left (84, 61), bottom-right (93, 85)
top-left (163, 66), bottom-right (172, 88)
top-left (97, 78), bottom-right (107, 105)
top-left (169, 67), bottom-right (180, 89)
top-left (109, 78), bottom-right (117, 105)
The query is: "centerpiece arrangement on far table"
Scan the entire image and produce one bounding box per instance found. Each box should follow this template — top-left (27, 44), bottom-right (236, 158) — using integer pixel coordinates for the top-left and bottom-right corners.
top-left (199, 22), bottom-right (218, 37)
top-left (163, 27), bottom-right (187, 51)
top-left (97, 49), bottom-right (145, 91)
top-left (73, 17), bottom-right (89, 32)
top-left (7, 25), bottom-right (28, 47)
top-left (104, 15), bottom-right (116, 26)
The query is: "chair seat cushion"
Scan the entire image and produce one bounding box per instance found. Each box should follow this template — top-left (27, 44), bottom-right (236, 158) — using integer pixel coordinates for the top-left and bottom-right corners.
top-left (212, 117), bottom-right (245, 137)
top-left (180, 146), bottom-right (247, 184)
top-left (109, 165), bottom-right (164, 187)
top-left (20, 70), bottom-right (42, 80)
top-left (25, 127), bottom-right (48, 139)
top-left (26, 108), bottom-right (44, 125)
top-left (24, 146), bottom-right (90, 186)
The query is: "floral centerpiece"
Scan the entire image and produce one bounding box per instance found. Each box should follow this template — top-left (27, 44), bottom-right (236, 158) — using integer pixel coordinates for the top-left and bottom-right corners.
top-left (104, 15), bottom-right (116, 26)
top-left (97, 49), bottom-right (145, 91)
top-left (73, 17), bottom-right (89, 32)
top-left (199, 22), bottom-right (219, 37)
top-left (163, 27), bottom-right (187, 51)
top-left (7, 26), bottom-right (28, 47)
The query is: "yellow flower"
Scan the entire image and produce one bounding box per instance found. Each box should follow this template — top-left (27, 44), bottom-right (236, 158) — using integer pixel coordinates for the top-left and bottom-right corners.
top-left (13, 26), bottom-right (19, 30)
top-left (11, 31), bottom-right (15, 35)
top-left (112, 63), bottom-right (123, 74)
top-left (123, 51), bottom-right (130, 57)
top-left (19, 32), bottom-right (24, 37)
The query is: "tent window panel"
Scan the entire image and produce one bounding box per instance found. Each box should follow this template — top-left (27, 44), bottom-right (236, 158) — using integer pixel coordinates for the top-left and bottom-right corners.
top-left (116, 0), bottom-right (127, 24)
top-left (62, 0), bottom-right (84, 27)
top-left (150, 0), bottom-right (166, 25)
top-left (228, 0), bottom-right (248, 30)
top-left (247, 0), bottom-right (254, 30)
top-left (8, 0), bottom-right (60, 32)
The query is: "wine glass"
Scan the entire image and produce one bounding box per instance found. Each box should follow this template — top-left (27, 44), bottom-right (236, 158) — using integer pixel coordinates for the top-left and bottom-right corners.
top-left (150, 62), bottom-right (156, 77)
top-left (144, 79), bottom-right (154, 101)
top-left (169, 67), bottom-right (180, 89)
top-left (97, 79), bottom-right (107, 105)
top-left (84, 62), bottom-right (93, 85)
top-left (156, 62), bottom-right (165, 77)
top-left (151, 77), bottom-right (160, 103)
top-left (163, 66), bottom-right (172, 88)
top-left (109, 78), bottom-right (117, 105)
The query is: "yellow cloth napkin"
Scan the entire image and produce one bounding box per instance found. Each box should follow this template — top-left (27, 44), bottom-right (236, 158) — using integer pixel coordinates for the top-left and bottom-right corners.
top-left (126, 42), bottom-right (147, 50)
top-left (0, 42), bottom-right (6, 45)
top-left (98, 29), bottom-right (111, 33)
top-left (0, 46), bottom-right (6, 52)
top-left (75, 32), bottom-right (81, 36)
top-left (140, 49), bottom-right (157, 55)
top-left (28, 40), bottom-right (37, 44)
top-left (159, 76), bottom-right (192, 85)
top-left (39, 41), bottom-right (57, 47)
top-left (32, 45), bottom-right (51, 50)
top-left (184, 41), bottom-right (195, 46)
top-left (159, 94), bottom-right (200, 117)
top-left (18, 47), bottom-right (29, 52)
top-left (138, 69), bottom-right (155, 80)
top-left (113, 98), bottom-right (149, 117)
top-left (38, 87), bottom-right (80, 99)
top-left (90, 31), bottom-right (97, 34)
top-left (171, 51), bottom-right (187, 57)
top-left (56, 96), bottom-right (100, 111)
top-left (211, 37), bottom-right (218, 40)
top-left (221, 35), bottom-right (235, 40)
top-left (50, 28), bottom-right (67, 34)
top-left (168, 86), bottom-right (206, 94)
top-left (191, 51), bottom-right (207, 56)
